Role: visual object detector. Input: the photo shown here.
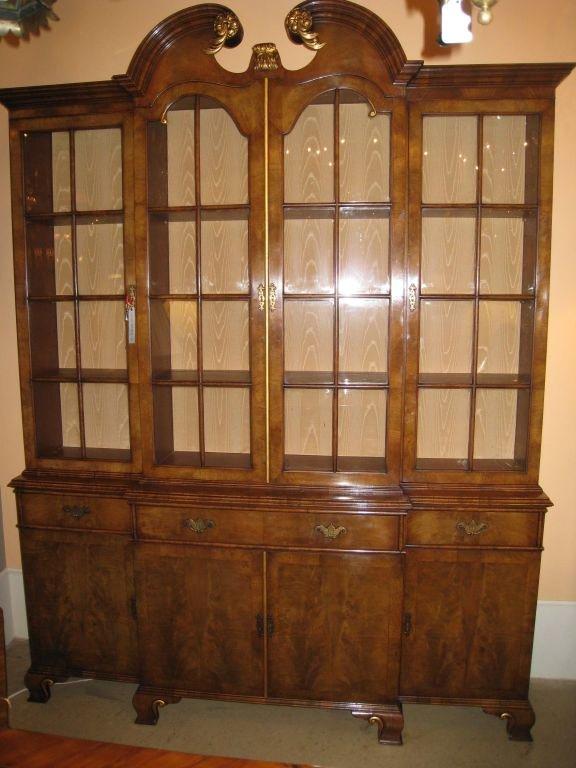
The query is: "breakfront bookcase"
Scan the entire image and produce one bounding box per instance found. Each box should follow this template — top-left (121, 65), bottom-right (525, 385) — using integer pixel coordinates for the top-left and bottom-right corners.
top-left (1, 0), bottom-right (573, 746)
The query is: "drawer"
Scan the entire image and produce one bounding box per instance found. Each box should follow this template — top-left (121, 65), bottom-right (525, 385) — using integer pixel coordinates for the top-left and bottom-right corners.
top-left (20, 493), bottom-right (131, 533)
top-left (264, 511), bottom-right (400, 551)
top-left (136, 505), bottom-right (264, 545)
top-left (407, 510), bottom-right (541, 548)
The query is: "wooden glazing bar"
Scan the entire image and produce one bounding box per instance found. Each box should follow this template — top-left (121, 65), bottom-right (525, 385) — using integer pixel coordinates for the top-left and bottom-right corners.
top-left (332, 90), bottom-right (340, 474)
top-left (195, 96), bottom-right (206, 467)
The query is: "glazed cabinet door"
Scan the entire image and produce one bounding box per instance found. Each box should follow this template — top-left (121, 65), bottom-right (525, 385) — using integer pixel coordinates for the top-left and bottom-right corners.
top-left (138, 86), bottom-right (266, 481)
top-left (134, 544), bottom-right (264, 696)
top-left (267, 551), bottom-right (403, 703)
top-left (401, 549), bottom-right (540, 699)
top-left (13, 115), bottom-right (139, 472)
top-left (20, 529), bottom-right (138, 677)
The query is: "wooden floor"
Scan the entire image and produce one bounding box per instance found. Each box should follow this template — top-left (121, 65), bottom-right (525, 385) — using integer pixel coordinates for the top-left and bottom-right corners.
top-left (0, 730), bottom-right (308, 768)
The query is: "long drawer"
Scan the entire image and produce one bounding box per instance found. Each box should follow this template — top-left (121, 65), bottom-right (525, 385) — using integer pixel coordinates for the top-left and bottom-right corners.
top-left (136, 505), bottom-right (401, 551)
top-left (20, 493), bottom-right (131, 533)
top-left (406, 509), bottom-right (541, 548)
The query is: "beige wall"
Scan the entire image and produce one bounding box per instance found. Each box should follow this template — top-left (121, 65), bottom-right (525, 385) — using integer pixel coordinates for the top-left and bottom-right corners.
top-left (0, 0), bottom-right (574, 599)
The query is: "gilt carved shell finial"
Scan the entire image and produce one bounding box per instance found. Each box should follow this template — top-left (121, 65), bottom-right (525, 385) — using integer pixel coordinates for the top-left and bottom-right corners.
top-left (205, 11), bottom-right (243, 55)
top-left (285, 7), bottom-right (325, 51)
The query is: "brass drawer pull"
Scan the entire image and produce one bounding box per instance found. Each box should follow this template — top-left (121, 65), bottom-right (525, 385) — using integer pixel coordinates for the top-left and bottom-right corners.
top-left (183, 518), bottom-right (215, 534)
top-left (315, 523), bottom-right (347, 540)
top-left (456, 519), bottom-right (488, 536)
top-left (62, 504), bottom-right (90, 520)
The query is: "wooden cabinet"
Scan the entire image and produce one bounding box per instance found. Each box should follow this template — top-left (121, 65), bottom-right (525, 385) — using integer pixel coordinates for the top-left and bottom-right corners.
top-left (2, 0), bottom-right (572, 748)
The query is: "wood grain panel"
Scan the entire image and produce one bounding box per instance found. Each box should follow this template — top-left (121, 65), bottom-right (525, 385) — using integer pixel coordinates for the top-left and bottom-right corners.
top-left (56, 301), bottom-right (76, 369)
top-left (83, 383), bottom-right (130, 450)
top-left (77, 221), bottom-right (124, 294)
top-left (79, 301), bottom-right (126, 370)
top-left (339, 103), bottom-right (390, 202)
top-left (135, 544), bottom-right (263, 694)
top-left (202, 300), bottom-right (249, 372)
top-left (172, 386), bottom-right (199, 453)
top-left (406, 509), bottom-right (540, 548)
top-left (137, 505), bottom-right (263, 545)
top-left (284, 300), bottom-right (333, 374)
top-left (473, 388), bottom-right (517, 460)
top-left (60, 382), bottom-right (80, 448)
top-left (284, 388), bottom-right (332, 457)
top-left (482, 116), bottom-right (526, 204)
top-left (53, 224), bottom-right (74, 294)
top-left (169, 301), bottom-right (198, 371)
top-left (200, 106), bottom-right (248, 205)
top-left (267, 552), bottom-right (402, 702)
top-left (74, 128), bottom-right (122, 211)
top-left (167, 108), bottom-right (195, 206)
top-left (419, 300), bottom-right (474, 374)
top-left (417, 389), bottom-right (470, 461)
top-left (21, 493), bottom-right (131, 533)
top-left (339, 298), bottom-right (388, 377)
top-left (201, 218), bottom-right (249, 294)
top-left (51, 131), bottom-right (71, 212)
top-left (203, 387), bottom-right (250, 455)
top-left (480, 216), bottom-right (525, 294)
top-left (168, 218), bottom-right (197, 294)
top-left (264, 511), bottom-right (398, 550)
top-left (338, 388), bottom-right (386, 458)
top-left (422, 116), bottom-right (477, 204)
top-left (339, 215), bottom-right (389, 294)
top-left (477, 301), bottom-right (522, 374)
top-left (421, 214), bottom-right (476, 294)
top-left (284, 103), bottom-right (334, 203)
top-left (284, 217), bottom-right (333, 294)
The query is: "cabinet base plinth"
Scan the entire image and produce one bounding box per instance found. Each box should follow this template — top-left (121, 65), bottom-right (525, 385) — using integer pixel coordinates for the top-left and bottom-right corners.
top-left (133, 687), bottom-right (182, 725)
top-left (351, 703), bottom-right (404, 745)
top-left (482, 701), bottom-right (535, 741)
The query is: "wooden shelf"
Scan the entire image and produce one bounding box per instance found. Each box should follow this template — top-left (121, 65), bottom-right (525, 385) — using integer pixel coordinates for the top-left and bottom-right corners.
top-left (418, 373), bottom-right (473, 387)
top-left (284, 454), bottom-right (333, 472)
top-left (416, 458), bottom-right (470, 471)
top-left (156, 451), bottom-right (251, 469)
top-left (472, 458), bottom-right (527, 471)
top-left (476, 373), bottom-right (531, 388)
top-left (152, 370), bottom-right (250, 386)
top-left (337, 456), bottom-right (387, 472)
top-left (32, 368), bottom-right (128, 384)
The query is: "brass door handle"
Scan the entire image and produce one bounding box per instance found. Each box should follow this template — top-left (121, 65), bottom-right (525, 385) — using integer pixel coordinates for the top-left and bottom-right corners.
top-left (62, 504), bottom-right (90, 519)
top-left (315, 523), bottom-right (347, 540)
top-left (456, 519), bottom-right (488, 536)
top-left (256, 283), bottom-right (277, 312)
top-left (257, 283), bottom-right (266, 311)
top-left (408, 283), bottom-right (417, 312)
top-left (269, 283), bottom-right (277, 312)
top-left (183, 518), bottom-right (215, 534)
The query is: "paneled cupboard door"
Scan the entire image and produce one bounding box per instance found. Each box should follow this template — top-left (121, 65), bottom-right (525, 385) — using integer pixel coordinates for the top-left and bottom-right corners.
top-left (137, 88), bottom-right (266, 480)
top-left (269, 87), bottom-right (406, 485)
top-left (404, 101), bottom-right (554, 483)
top-left (14, 115), bottom-right (140, 471)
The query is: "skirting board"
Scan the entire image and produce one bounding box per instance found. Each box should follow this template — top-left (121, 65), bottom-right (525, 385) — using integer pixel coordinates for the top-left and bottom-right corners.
top-left (0, 568), bottom-right (574, 680)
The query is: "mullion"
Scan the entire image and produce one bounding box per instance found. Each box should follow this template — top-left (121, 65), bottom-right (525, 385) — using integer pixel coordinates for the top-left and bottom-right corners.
top-left (194, 96), bottom-right (206, 467)
top-left (331, 90), bottom-right (340, 473)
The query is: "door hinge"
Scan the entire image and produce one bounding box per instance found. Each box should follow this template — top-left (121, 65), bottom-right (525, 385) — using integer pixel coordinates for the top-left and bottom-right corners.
top-left (130, 596), bottom-right (138, 621)
top-left (403, 613), bottom-right (412, 637)
top-left (256, 613), bottom-right (274, 637)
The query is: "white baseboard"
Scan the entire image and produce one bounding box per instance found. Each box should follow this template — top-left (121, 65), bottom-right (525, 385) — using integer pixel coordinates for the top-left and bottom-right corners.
top-left (0, 568), bottom-right (574, 680)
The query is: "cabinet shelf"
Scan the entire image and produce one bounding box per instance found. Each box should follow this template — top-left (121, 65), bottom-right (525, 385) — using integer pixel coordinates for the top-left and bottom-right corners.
top-left (284, 371), bottom-right (389, 387)
top-left (156, 450), bottom-right (251, 469)
top-left (32, 367), bottom-right (128, 384)
top-left (152, 370), bottom-right (250, 386)
top-left (25, 209), bottom-right (125, 221)
top-left (38, 446), bottom-right (131, 462)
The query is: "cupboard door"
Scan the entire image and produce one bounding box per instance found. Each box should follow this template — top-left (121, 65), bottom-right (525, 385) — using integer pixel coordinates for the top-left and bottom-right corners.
top-left (20, 529), bottom-right (138, 676)
top-left (135, 544), bottom-right (264, 696)
top-left (267, 551), bottom-right (402, 702)
top-left (401, 549), bottom-right (540, 699)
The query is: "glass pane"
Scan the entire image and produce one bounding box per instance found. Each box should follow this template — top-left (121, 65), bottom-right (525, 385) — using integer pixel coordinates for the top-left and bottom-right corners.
top-left (167, 106), bottom-right (195, 206)
top-left (149, 212), bottom-right (196, 295)
top-left (419, 300), bottom-right (474, 379)
top-left (204, 387), bottom-right (251, 465)
top-left (482, 116), bottom-right (531, 204)
top-left (477, 301), bottom-right (533, 380)
top-left (201, 214), bottom-right (249, 294)
top-left (480, 214), bottom-right (536, 295)
top-left (33, 382), bottom-right (80, 458)
top-left (423, 116), bottom-right (477, 204)
top-left (284, 388), bottom-right (332, 470)
top-left (339, 210), bottom-right (389, 294)
top-left (27, 219), bottom-right (73, 296)
top-left (284, 212), bottom-right (333, 294)
top-left (152, 386), bottom-right (200, 466)
top-left (473, 388), bottom-right (528, 468)
top-left (421, 212), bottom-right (476, 294)
top-left (200, 100), bottom-right (248, 205)
top-left (202, 301), bottom-right (249, 377)
top-left (339, 96), bottom-right (390, 202)
top-left (60, 383), bottom-right (81, 448)
top-left (339, 298), bottom-right (388, 384)
top-left (79, 301), bottom-right (126, 371)
top-left (77, 218), bottom-right (124, 294)
top-left (75, 128), bottom-right (122, 211)
top-left (29, 301), bottom-right (76, 377)
top-left (150, 300), bottom-right (197, 379)
top-left (23, 131), bottom-right (71, 214)
top-left (83, 383), bottom-right (130, 453)
top-left (172, 387), bottom-right (200, 453)
top-left (285, 100), bottom-right (334, 203)
top-left (338, 389), bottom-right (386, 471)
top-left (417, 389), bottom-right (470, 467)
top-left (284, 300), bottom-right (334, 383)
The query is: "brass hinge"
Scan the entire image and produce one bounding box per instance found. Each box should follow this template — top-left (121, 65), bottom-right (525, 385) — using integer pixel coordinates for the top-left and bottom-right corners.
top-left (130, 596), bottom-right (138, 621)
top-left (256, 613), bottom-right (274, 637)
top-left (403, 613), bottom-right (412, 637)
